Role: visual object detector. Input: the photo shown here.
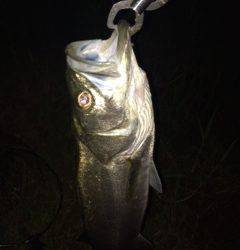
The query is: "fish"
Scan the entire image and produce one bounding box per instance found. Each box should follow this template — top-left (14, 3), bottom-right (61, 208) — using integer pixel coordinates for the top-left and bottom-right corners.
top-left (65, 20), bottom-right (162, 250)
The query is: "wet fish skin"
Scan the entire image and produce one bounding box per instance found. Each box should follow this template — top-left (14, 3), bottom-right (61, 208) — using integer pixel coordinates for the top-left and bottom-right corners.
top-left (66, 21), bottom-right (161, 249)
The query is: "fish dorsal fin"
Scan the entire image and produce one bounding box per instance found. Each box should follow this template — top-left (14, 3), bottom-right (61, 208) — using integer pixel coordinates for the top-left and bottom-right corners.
top-left (149, 160), bottom-right (162, 193)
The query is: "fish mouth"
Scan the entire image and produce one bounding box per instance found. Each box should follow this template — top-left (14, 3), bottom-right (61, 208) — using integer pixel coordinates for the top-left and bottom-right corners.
top-left (65, 37), bottom-right (119, 77)
top-left (65, 21), bottom-right (131, 78)
top-left (66, 42), bottom-right (120, 77)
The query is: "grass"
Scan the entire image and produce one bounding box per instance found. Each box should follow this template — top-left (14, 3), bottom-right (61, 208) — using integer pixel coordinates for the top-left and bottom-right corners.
top-left (143, 64), bottom-right (240, 250)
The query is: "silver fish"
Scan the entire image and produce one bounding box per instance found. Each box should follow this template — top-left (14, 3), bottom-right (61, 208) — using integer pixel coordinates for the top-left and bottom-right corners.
top-left (65, 20), bottom-right (162, 250)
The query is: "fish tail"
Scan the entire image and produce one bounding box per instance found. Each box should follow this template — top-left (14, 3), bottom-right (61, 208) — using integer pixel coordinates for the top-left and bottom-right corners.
top-left (132, 234), bottom-right (153, 250)
top-left (77, 233), bottom-right (153, 250)
top-left (77, 232), bottom-right (94, 249)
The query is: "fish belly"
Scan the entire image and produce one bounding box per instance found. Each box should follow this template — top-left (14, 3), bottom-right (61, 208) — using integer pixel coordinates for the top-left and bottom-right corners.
top-left (77, 142), bottom-right (149, 250)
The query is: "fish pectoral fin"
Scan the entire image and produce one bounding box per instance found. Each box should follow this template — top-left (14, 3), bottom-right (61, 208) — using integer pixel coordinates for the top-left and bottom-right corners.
top-left (149, 160), bottom-right (163, 193)
top-left (132, 234), bottom-right (153, 250)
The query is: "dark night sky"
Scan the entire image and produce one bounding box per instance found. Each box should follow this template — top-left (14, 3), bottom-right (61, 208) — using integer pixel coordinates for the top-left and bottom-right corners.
top-left (0, 0), bottom-right (240, 249)
top-left (1, 0), bottom-right (239, 50)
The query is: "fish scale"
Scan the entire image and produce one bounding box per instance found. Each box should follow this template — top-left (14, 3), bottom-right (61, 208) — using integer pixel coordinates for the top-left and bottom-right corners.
top-left (66, 21), bottom-right (162, 249)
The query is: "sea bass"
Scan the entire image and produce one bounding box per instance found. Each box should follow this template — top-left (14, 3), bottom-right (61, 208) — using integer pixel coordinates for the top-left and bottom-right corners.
top-left (65, 21), bottom-right (162, 250)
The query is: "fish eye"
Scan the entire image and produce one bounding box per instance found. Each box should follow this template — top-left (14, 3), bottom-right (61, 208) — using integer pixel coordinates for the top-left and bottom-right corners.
top-left (77, 91), bottom-right (93, 110)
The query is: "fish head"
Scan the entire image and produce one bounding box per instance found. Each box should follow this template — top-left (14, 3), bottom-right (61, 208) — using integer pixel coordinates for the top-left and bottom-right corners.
top-left (66, 21), bottom-right (137, 133)
top-left (66, 21), bottom-right (151, 161)
top-left (66, 68), bottom-right (128, 134)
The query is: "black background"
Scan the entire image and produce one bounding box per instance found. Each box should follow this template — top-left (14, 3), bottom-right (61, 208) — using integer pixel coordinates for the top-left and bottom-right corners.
top-left (0, 0), bottom-right (239, 249)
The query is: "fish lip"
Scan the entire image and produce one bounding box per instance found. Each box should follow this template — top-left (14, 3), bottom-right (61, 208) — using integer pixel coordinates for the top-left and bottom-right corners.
top-left (66, 41), bottom-right (113, 66)
top-left (66, 22), bottom-right (131, 78)
top-left (65, 41), bottom-right (120, 77)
